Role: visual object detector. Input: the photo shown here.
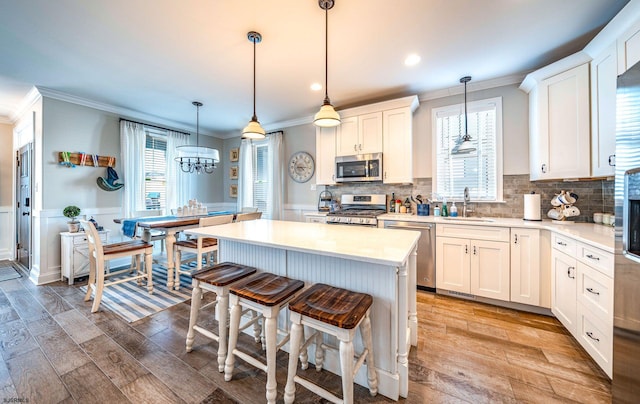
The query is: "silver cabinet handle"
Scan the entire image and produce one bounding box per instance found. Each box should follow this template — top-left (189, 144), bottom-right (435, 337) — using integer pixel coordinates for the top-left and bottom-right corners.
top-left (473, 246), bottom-right (477, 255)
top-left (556, 241), bottom-right (567, 246)
top-left (354, 144), bottom-right (357, 151)
top-left (465, 245), bottom-right (468, 254)
top-left (586, 287), bottom-right (600, 295)
top-left (359, 144), bottom-right (362, 150)
top-left (586, 332), bottom-right (600, 342)
top-left (541, 164), bottom-right (547, 173)
top-left (586, 254), bottom-right (600, 261)
top-left (567, 266), bottom-right (575, 279)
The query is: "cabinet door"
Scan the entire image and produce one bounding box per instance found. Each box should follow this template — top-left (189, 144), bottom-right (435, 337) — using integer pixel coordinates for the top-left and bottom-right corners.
top-left (470, 240), bottom-right (510, 301)
top-left (315, 126), bottom-right (337, 185)
top-left (617, 18), bottom-right (640, 74)
top-left (591, 43), bottom-right (617, 177)
top-left (335, 116), bottom-right (359, 156)
top-left (73, 245), bottom-right (92, 278)
top-left (436, 236), bottom-right (470, 293)
top-left (358, 112), bottom-right (383, 154)
top-left (551, 250), bottom-right (578, 334)
top-left (510, 229), bottom-right (541, 305)
top-left (383, 107), bottom-right (413, 184)
top-left (535, 63), bottom-right (590, 180)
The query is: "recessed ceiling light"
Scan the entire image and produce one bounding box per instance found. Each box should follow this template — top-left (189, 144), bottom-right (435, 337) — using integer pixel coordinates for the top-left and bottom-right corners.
top-left (404, 53), bottom-right (421, 66)
top-left (310, 82), bottom-right (322, 91)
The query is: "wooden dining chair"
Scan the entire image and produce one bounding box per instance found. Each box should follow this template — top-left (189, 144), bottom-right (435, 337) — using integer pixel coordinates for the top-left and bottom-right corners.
top-left (234, 211), bottom-right (262, 222)
top-left (80, 220), bottom-right (154, 313)
top-left (173, 214), bottom-right (234, 289)
top-left (132, 209), bottom-right (167, 254)
top-left (240, 207), bottom-right (259, 213)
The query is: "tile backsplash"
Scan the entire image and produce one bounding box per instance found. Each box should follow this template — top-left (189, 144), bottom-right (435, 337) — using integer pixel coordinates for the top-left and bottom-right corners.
top-left (326, 174), bottom-right (614, 223)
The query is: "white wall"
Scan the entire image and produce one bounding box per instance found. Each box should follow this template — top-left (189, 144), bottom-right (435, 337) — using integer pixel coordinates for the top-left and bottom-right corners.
top-left (0, 123), bottom-right (12, 260)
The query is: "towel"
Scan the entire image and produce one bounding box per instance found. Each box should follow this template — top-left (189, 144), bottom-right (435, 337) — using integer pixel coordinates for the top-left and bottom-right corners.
top-left (121, 215), bottom-right (177, 238)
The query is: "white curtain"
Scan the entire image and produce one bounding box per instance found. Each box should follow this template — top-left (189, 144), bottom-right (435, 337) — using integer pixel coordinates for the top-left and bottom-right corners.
top-left (266, 132), bottom-right (283, 220)
top-left (166, 130), bottom-right (191, 214)
top-left (120, 121), bottom-right (146, 218)
top-left (237, 139), bottom-right (253, 212)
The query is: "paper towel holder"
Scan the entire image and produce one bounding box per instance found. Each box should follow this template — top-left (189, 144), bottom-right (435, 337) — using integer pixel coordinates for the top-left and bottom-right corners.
top-left (523, 191), bottom-right (542, 221)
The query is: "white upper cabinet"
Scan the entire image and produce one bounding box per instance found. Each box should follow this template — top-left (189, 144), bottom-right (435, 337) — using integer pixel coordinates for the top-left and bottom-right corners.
top-left (617, 17), bottom-right (640, 74)
top-left (521, 57), bottom-right (591, 181)
top-left (383, 106), bottom-right (414, 184)
top-left (335, 112), bottom-right (382, 156)
top-left (315, 126), bottom-right (337, 185)
top-left (590, 43), bottom-right (618, 177)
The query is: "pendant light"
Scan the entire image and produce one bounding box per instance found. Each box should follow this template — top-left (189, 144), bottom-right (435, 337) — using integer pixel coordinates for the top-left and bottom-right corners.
top-left (452, 76), bottom-right (476, 155)
top-left (242, 31), bottom-right (266, 140)
top-left (175, 101), bottom-right (220, 174)
top-left (313, 0), bottom-right (341, 127)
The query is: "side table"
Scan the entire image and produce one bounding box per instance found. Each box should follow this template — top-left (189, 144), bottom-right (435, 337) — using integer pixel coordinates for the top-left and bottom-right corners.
top-left (60, 230), bottom-right (110, 285)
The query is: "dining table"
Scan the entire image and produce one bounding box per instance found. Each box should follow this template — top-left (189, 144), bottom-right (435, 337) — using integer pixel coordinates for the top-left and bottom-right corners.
top-left (114, 211), bottom-right (235, 289)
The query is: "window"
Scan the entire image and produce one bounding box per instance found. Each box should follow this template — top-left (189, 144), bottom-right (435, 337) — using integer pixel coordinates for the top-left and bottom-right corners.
top-left (252, 143), bottom-right (269, 213)
top-left (432, 96), bottom-right (503, 202)
top-left (144, 134), bottom-right (167, 209)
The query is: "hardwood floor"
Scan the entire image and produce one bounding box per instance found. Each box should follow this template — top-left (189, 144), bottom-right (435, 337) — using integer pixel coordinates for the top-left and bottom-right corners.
top-left (0, 274), bottom-right (611, 403)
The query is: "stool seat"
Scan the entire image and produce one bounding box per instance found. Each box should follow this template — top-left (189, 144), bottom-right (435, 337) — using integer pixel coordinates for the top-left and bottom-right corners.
top-left (289, 283), bottom-right (372, 330)
top-left (175, 237), bottom-right (218, 249)
top-left (192, 262), bottom-right (257, 286)
top-left (230, 273), bottom-right (304, 306)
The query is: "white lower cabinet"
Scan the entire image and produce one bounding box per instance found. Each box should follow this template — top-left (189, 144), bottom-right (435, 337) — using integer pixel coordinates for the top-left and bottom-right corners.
top-left (61, 230), bottom-right (109, 285)
top-left (551, 240), bottom-right (614, 378)
top-left (436, 224), bottom-right (510, 300)
top-left (510, 228), bottom-right (541, 306)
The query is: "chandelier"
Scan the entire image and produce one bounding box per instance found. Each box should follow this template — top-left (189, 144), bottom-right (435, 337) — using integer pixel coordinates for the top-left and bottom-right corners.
top-left (451, 76), bottom-right (476, 155)
top-left (175, 101), bottom-right (220, 174)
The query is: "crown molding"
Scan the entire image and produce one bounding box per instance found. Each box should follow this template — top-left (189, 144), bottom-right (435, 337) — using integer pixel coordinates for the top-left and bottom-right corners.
top-left (418, 73), bottom-right (527, 101)
top-left (0, 116), bottom-right (11, 125)
top-left (8, 86), bottom-right (42, 124)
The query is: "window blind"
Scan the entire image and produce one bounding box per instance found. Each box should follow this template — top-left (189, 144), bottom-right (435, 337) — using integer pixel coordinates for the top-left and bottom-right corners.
top-left (144, 135), bottom-right (167, 209)
top-left (433, 97), bottom-right (502, 202)
top-left (253, 144), bottom-right (269, 213)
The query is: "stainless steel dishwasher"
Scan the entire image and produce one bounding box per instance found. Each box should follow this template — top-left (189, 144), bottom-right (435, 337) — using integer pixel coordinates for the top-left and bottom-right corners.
top-left (383, 220), bottom-right (435, 291)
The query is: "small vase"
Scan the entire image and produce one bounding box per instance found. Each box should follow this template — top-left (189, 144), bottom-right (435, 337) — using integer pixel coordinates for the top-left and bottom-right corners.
top-left (67, 222), bottom-right (80, 233)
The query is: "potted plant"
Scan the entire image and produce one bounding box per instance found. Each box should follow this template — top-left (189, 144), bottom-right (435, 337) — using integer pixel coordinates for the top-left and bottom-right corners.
top-left (63, 205), bottom-right (81, 233)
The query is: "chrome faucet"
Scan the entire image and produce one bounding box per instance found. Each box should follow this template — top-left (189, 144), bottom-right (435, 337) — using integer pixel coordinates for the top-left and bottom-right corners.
top-left (463, 187), bottom-right (470, 217)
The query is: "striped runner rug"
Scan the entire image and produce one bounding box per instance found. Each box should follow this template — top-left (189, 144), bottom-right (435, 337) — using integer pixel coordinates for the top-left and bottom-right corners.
top-left (80, 264), bottom-right (196, 323)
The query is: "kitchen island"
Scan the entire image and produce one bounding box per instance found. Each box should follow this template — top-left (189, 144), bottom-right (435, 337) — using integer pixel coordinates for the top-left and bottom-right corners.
top-left (185, 219), bottom-right (420, 400)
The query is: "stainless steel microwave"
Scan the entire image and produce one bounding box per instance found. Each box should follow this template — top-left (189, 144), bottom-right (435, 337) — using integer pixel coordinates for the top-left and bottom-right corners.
top-left (335, 153), bottom-right (382, 182)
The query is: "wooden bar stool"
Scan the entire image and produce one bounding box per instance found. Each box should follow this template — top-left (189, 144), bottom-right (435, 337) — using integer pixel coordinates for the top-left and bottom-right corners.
top-left (186, 262), bottom-right (257, 372)
top-left (284, 283), bottom-right (378, 404)
top-left (224, 272), bottom-right (305, 404)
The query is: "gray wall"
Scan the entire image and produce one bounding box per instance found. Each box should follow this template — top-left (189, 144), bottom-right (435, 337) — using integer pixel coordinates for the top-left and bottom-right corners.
top-left (283, 124), bottom-right (317, 206)
top-left (0, 123), bottom-right (12, 206)
top-left (41, 97), bottom-right (227, 210)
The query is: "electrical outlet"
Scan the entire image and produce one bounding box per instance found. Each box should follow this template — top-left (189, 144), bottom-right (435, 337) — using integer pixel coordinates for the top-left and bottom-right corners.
top-left (310, 184), bottom-right (316, 191)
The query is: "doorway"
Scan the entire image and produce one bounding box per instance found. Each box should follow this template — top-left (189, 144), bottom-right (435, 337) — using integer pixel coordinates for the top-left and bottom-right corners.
top-left (16, 143), bottom-right (32, 272)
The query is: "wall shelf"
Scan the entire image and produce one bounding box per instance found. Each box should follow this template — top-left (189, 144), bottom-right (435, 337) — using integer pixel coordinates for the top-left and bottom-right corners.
top-left (58, 152), bottom-right (116, 167)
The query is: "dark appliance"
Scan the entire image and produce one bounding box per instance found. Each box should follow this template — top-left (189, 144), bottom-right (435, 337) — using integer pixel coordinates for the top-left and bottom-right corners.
top-left (326, 194), bottom-right (386, 227)
top-left (335, 153), bottom-right (382, 182)
top-left (613, 59), bottom-right (640, 402)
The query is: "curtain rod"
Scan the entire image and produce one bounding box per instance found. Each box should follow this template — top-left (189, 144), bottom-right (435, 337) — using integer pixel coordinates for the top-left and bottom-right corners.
top-left (119, 118), bottom-right (190, 136)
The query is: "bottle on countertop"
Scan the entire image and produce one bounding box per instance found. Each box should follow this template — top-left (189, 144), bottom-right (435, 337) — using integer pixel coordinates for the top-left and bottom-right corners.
top-left (395, 199), bottom-right (402, 213)
top-left (441, 198), bottom-right (448, 217)
top-left (450, 201), bottom-right (458, 217)
top-left (434, 204), bottom-right (441, 217)
top-left (390, 192), bottom-right (395, 213)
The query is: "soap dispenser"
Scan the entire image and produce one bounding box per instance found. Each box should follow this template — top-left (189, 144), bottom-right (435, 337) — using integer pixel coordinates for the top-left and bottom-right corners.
top-left (450, 201), bottom-right (458, 217)
top-left (441, 198), bottom-right (448, 217)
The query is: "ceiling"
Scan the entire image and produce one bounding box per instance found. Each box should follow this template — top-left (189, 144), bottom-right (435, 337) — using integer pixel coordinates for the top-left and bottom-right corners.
top-left (0, 0), bottom-right (630, 135)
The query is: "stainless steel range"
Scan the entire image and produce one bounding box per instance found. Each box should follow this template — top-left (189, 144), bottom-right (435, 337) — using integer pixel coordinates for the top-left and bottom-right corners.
top-left (326, 194), bottom-right (387, 226)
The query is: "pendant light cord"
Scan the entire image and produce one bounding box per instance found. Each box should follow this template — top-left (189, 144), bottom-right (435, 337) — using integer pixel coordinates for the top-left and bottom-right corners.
top-left (252, 37), bottom-right (257, 121)
top-left (464, 80), bottom-right (468, 136)
top-left (324, 5), bottom-right (330, 104)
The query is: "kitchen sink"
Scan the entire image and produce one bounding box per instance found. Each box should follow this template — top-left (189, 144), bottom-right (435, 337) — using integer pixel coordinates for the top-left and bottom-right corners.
top-left (441, 217), bottom-right (495, 223)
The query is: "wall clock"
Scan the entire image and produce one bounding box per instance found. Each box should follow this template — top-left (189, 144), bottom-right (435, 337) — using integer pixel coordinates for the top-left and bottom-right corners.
top-left (288, 151), bottom-right (315, 183)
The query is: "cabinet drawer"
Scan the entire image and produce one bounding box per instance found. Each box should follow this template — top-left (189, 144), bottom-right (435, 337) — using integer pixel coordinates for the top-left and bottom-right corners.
top-left (577, 262), bottom-right (613, 325)
top-left (577, 242), bottom-right (613, 278)
top-left (576, 303), bottom-right (613, 378)
top-left (551, 233), bottom-right (576, 256)
top-left (72, 233), bottom-right (107, 245)
top-left (436, 224), bottom-right (509, 242)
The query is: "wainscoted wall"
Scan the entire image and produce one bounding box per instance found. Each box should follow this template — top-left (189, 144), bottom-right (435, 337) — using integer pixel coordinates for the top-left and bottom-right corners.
top-left (326, 175), bottom-right (614, 223)
top-left (0, 206), bottom-right (13, 261)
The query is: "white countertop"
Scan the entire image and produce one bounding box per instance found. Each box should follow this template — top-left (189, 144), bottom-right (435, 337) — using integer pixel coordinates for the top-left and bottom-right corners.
top-left (185, 219), bottom-right (420, 267)
top-left (378, 214), bottom-right (615, 253)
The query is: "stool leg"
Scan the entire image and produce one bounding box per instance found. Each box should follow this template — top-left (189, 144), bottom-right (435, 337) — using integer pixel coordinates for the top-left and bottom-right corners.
top-left (145, 251), bottom-right (154, 294)
top-left (91, 259), bottom-right (106, 313)
top-left (216, 290), bottom-right (229, 372)
top-left (186, 279), bottom-right (202, 352)
top-left (264, 313), bottom-right (277, 404)
top-left (299, 327), bottom-right (309, 370)
top-left (136, 254), bottom-right (143, 286)
top-left (339, 338), bottom-right (355, 404)
top-left (84, 255), bottom-right (96, 302)
top-left (360, 312), bottom-right (378, 396)
top-left (174, 249), bottom-right (182, 290)
top-left (224, 299), bottom-right (242, 382)
top-left (250, 310), bottom-right (262, 344)
top-left (314, 332), bottom-right (325, 371)
top-left (284, 321), bottom-right (303, 404)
